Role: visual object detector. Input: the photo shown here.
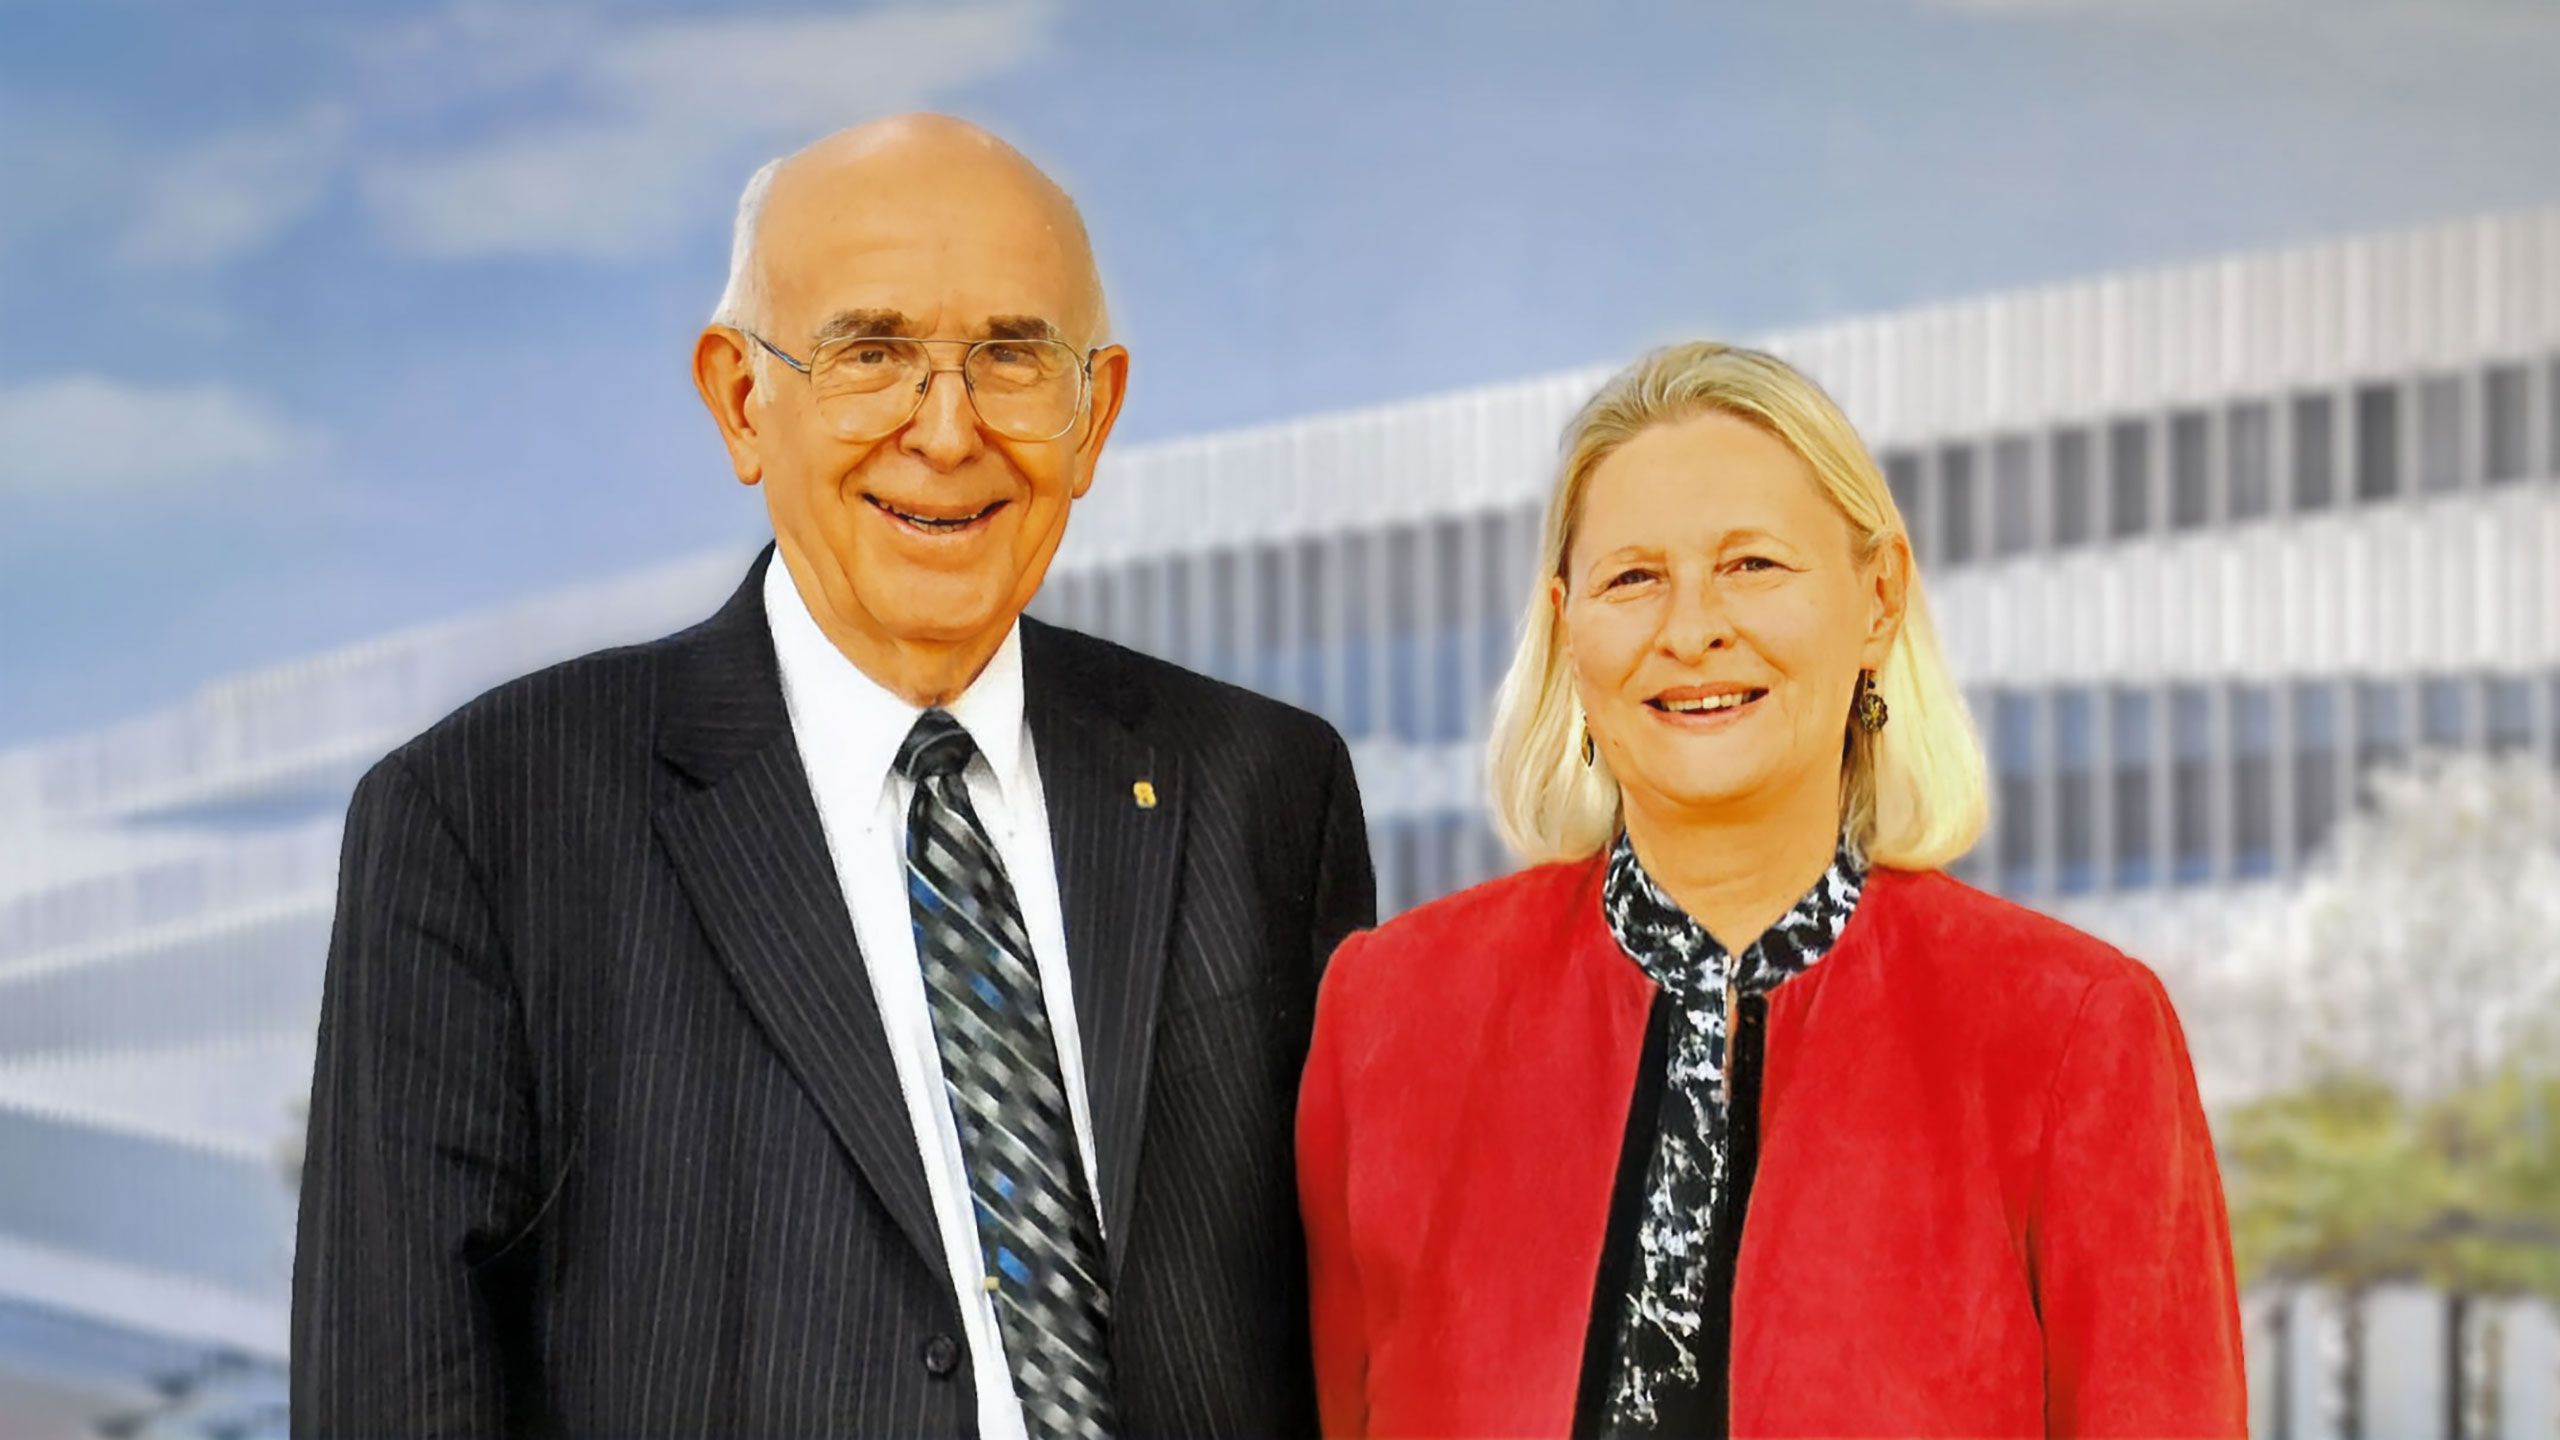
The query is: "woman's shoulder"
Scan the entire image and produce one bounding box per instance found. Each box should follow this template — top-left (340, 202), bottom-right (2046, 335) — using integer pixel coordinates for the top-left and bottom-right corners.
top-left (1833, 870), bottom-right (2201, 1146)
top-left (1853, 866), bottom-right (2174, 1023)
top-left (1323, 857), bottom-right (1604, 1003)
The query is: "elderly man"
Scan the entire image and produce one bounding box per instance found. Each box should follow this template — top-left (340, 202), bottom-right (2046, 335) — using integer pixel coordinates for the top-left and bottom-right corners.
top-left (292, 116), bottom-right (1372, 1437)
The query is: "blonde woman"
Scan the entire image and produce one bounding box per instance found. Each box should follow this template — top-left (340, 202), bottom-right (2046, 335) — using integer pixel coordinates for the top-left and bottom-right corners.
top-left (1297, 343), bottom-right (2244, 1438)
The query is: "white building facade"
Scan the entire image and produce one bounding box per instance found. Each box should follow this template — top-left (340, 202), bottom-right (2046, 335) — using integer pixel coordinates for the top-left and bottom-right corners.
top-left (2, 207), bottom-right (2557, 1433)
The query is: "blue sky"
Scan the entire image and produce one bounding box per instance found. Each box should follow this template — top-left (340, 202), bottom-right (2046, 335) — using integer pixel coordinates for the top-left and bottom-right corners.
top-left (2, 0), bottom-right (2557, 744)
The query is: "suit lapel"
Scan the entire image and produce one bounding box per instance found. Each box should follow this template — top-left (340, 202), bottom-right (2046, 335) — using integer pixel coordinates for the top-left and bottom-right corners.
top-left (1023, 619), bottom-right (1184, 1281)
top-left (651, 552), bottom-right (947, 1282)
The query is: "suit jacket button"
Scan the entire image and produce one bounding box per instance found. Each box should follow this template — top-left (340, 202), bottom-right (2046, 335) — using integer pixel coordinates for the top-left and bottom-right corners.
top-left (922, 1333), bottom-right (962, 1378)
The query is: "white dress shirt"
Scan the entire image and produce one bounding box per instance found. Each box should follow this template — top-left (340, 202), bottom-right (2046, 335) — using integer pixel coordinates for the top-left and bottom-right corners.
top-left (764, 555), bottom-right (1100, 1440)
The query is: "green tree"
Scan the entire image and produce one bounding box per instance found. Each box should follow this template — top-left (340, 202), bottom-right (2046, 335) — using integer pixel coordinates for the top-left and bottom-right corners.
top-left (2212, 751), bottom-right (2560, 1439)
top-left (2223, 1065), bottom-right (2560, 1300)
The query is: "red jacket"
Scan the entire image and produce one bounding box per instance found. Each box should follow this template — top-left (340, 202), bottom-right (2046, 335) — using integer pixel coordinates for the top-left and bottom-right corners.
top-left (1298, 857), bottom-right (2246, 1438)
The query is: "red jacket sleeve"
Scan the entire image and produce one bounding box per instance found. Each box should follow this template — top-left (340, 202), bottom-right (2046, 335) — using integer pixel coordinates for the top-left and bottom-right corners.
top-left (2033, 965), bottom-right (2248, 1437)
top-left (1300, 928), bottom-right (1372, 1438)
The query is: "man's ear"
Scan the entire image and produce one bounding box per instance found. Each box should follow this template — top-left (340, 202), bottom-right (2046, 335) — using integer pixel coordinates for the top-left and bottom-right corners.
top-left (693, 327), bottom-right (765, 487)
top-left (1067, 344), bottom-right (1131, 500)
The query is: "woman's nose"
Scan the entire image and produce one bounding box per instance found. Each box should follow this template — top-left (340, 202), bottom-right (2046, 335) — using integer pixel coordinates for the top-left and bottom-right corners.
top-left (1660, 575), bottom-right (1733, 662)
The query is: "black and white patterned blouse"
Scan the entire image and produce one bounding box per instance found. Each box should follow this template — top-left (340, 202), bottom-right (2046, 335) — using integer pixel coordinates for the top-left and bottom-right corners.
top-left (1595, 829), bottom-right (1866, 1434)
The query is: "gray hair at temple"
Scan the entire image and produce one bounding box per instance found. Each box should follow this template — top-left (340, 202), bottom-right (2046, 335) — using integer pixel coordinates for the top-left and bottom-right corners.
top-left (710, 157), bottom-right (784, 336)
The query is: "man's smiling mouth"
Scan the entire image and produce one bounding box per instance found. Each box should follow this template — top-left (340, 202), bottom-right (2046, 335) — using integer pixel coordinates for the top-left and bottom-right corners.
top-left (867, 495), bottom-right (1006, 531)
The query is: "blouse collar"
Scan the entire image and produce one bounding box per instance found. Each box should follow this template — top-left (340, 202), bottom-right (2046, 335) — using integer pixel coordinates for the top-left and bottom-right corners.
top-left (1601, 829), bottom-right (1867, 998)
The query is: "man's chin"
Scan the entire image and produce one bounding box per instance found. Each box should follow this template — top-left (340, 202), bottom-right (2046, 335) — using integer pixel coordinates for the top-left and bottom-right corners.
top-left (867, 593), bottom-right (1020, 651)
top-left (820, 549), bottom-right (1045, 656)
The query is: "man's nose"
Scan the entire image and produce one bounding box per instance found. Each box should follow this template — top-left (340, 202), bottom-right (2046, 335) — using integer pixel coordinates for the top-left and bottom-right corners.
top-left (898, 365), bottom-right (983, 469)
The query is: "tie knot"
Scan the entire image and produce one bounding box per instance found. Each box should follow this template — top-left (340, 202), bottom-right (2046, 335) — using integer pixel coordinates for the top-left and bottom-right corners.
top-left (897, 709), bottom-right (979, 782)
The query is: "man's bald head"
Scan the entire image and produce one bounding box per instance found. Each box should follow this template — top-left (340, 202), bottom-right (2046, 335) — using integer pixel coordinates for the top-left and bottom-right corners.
top-left (711, 114), bottom-right (1109, 347)
top-left (690, 114), bottom-right (1133, 709)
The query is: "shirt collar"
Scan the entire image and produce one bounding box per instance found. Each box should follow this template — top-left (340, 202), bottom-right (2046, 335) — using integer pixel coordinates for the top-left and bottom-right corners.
top-left (763, 552), bottom-right (1031, 826)
top-left (1601, 829), bottom-right (1867, 997)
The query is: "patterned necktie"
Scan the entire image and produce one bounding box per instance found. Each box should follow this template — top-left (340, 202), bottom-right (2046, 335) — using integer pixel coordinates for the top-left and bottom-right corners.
top-left (897, 709), bottom-right (1120, 1440)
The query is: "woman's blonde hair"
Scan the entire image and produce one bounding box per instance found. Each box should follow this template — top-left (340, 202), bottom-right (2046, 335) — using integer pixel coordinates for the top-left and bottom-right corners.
top-left (1487, 341), bottom-right (1987, 870)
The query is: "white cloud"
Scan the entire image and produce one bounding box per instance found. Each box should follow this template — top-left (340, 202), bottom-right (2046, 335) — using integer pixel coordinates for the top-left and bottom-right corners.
top-left (0, 376), bottom-right (318, 494)
top-left (118, 107), bottom-right (350, 267)
top-left (1913, 0), bottom-right (2268, 14)
top-left (1915, 0), bottom-right (2560, 43)
top-left (1916, 0), bottom-right (2110, 12)
top-left (362, 1), bottom-right (1054, 261)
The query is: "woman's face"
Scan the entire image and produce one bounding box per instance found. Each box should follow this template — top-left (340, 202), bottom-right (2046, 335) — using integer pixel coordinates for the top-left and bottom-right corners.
top-left (1555, 411), bottom-right (1906, 833)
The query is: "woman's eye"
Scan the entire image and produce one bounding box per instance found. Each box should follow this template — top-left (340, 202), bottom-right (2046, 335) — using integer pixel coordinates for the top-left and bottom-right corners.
top-left (1604, 568), bottom-right (1654, 589)
top-left (1731, 555), bottom-right (1781, 573)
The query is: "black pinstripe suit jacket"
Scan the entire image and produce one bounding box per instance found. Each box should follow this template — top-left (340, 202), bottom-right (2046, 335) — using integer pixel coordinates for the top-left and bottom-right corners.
top-left (291, 550), bottom-right (1375, 1437)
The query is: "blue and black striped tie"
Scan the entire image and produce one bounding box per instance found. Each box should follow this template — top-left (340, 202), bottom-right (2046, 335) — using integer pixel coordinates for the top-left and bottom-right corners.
top-left (897, 709), bottom-right (1119, 1440)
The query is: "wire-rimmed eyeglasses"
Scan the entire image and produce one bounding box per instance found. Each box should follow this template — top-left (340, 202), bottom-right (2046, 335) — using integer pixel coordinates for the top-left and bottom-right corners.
top-left (740, 329), bottom-right (1098, 443)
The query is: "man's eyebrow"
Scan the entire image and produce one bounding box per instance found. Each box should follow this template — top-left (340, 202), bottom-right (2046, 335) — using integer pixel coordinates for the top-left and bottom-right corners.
top-left (812, 309), bottom-right (916, 343)
top-left (980, 314), bottom-right (1064, 342)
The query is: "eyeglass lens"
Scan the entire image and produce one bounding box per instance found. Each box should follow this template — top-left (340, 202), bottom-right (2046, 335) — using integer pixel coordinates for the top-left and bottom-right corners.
top-left (806, 337), bottom-right (1084, 442)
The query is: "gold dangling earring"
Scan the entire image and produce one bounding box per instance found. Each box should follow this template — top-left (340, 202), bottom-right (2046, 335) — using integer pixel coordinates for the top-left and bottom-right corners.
top-left (1853, 669), bottom-right (1890, 733)
top-left (1581, 724), bottom-right (1597, 767)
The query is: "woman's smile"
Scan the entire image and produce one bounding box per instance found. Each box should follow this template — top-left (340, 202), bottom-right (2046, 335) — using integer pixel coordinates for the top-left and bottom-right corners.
top-left (1645, 682), bottom-right (1770, 727)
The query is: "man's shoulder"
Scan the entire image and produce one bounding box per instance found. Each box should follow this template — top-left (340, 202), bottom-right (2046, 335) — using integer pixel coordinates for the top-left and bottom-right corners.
top-left (376, 601), bottom-right (748, 814)
top-left (1023, 616), bottom-right (1345, 767)
top-left (386, 554), bottom-right (769, 783)
top-left (394, 636), bottom-right (658, 762)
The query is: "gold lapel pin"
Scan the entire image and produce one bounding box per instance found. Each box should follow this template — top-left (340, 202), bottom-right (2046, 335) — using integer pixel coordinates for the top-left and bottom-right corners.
top-left (1133, 780), bottom-right (1158, 810)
